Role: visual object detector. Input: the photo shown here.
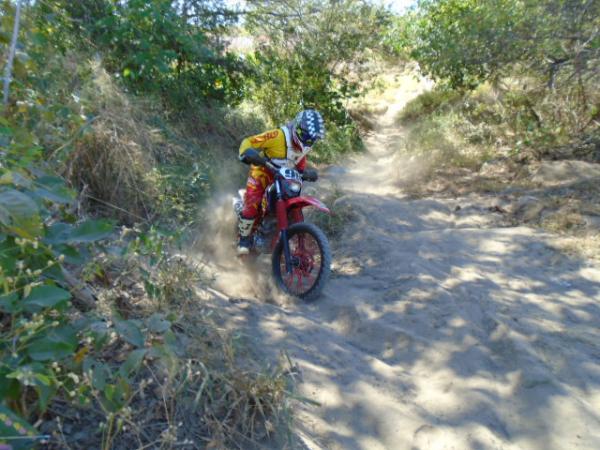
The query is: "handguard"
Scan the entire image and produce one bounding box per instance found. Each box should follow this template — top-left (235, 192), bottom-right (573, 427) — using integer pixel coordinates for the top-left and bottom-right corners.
top-left (301, 168), bottom-right (319, 182)
top-left (240, 148), bottom-right (267, 166)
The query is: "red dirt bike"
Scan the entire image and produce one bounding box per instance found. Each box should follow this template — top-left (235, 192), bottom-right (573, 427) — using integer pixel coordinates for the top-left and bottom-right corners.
top-left (233, 150), bottom-right (331, 301)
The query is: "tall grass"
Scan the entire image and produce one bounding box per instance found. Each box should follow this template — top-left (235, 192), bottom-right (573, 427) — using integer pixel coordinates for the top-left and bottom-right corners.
top-left (55, 60), bottom-right (266, 226)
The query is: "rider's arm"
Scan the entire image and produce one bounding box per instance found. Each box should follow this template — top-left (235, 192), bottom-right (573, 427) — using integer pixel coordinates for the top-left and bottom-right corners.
top-left (296, 156), bottom-right (307, 172)
top-left (239, 129), bottom-right (286, 162)
top-left (296, 157), bottom-right (318, 181)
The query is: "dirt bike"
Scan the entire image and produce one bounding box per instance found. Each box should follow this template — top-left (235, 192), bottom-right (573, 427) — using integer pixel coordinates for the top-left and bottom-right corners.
top-left (233, 149), bottom-right (331, 301)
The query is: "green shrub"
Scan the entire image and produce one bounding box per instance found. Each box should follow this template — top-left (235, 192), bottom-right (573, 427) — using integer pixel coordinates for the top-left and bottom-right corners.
top-left (35, 0), bottom-right (247, 109)
top-left (0, 152), bottom-right (296, 448)
top-left (311, 122), bottom-right (365, 164)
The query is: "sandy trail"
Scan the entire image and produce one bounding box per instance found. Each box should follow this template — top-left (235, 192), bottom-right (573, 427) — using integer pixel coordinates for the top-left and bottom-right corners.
top-left (202, 72), bottom-right (600, 449)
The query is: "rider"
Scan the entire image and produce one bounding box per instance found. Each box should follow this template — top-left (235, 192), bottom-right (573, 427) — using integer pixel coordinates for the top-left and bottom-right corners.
top-left (237, 109), bottom-right (325, 255)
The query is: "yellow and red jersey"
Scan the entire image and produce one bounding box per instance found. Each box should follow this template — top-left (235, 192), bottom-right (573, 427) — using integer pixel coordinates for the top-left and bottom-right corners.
top-left (239, 127), bottom-right (308, 171)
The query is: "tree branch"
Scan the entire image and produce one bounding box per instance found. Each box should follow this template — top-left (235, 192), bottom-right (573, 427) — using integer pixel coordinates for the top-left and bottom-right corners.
top-left (3, 0), bottom-right (22, 107)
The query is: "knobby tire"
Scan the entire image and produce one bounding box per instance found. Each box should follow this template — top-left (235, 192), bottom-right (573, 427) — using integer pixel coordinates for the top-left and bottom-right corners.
top-left (272, 222), bottom-right (331, 301)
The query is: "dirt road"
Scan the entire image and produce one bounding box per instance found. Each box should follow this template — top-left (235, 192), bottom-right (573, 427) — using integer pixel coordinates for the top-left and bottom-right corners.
top-left (202, 72), bottom-right (600, 450)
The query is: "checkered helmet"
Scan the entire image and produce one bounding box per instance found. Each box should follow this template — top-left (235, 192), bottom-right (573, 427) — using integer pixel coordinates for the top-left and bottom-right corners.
top-left (291, 109), bottom-right (325, 150)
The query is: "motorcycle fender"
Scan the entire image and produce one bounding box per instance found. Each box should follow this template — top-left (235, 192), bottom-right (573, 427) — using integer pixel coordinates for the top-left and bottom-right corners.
top-left (286, 196), bottom-right (331, 214)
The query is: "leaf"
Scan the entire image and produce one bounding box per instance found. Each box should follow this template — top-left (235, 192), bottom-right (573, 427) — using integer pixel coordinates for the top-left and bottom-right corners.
top-left (0, 292), bottom-right (19, 313)
top-left (147, 313), bottom-right (171, 333)
top-left (102, 378), bottom-right (131, 412)
top-left (0, 405), bottom-right (38, 450)
top-left (0, 189), bottom-right (43, 238)
top-left (45, 219), bottom-right (114, 245)
top-left (83, 358), bottom-right (110, 391)
top-left (119, 349), bottom-right (147, 378)
top-left (27, 325), bottom-right (78, 361)
top-left (114, 319), bottom-right (145, 348)
top-left (69, 219), bottom-right (114, 242)
top-left (7, 363), bottom-right (51, 387)
top-left (32, 187), bottom-right (75, 204)
top-left (73, 346), bottom-right (89, 364)
top-left (0, 204), bottom-right (10, 226)
top-left (144, 280), bottom-right (161, 299)
top-left (0, 366), bottom-right (21, 400)
top-left (35, 380), bottom-right (57, 412)
top-left (147, 343), bottom-right (178, 374)
top-left (88, 321), bottom-right (110, 350)
top-left (0, 171), bottom-right (34, 189)
top-left (22, 284), bottom-right (71, 312)
top-left (44, 222), bottom-right (72, 244)
top-left (33, 175), bottom-right (76, 204)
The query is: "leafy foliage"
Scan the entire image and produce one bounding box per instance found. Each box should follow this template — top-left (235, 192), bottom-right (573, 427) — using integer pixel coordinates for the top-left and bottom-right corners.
top-left (411, 0), bottom-right (600, 90)
top-left (0, 129), bottom-right (124, 445)
top-left (393, 0), bottom-right (600, 156)
top-left (245, 0), bottom-right (391, 125)
top-left (35, 0), bottom-right (247, 108)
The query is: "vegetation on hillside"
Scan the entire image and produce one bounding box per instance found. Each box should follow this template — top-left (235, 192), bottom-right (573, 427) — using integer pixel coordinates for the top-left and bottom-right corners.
top-left (392, 0), bottom-right (599, 163)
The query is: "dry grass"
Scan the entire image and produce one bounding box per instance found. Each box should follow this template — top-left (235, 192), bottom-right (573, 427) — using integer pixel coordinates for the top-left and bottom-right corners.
top-left (65, 62), bottom-right (172, 222)
top-left (47, 236), bottom-right (298, 449)
top-left (60, 61), bottom-right (267, 225)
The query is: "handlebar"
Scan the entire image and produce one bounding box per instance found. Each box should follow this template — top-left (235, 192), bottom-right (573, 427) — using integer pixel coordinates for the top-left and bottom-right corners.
top-left (240, 148), bottom-right (317, 181)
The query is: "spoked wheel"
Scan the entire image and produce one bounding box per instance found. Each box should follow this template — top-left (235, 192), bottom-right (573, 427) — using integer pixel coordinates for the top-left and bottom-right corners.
top-left (272, 222), bottom-right (331, 301)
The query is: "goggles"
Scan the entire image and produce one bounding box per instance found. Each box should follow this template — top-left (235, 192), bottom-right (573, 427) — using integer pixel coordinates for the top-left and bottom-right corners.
top-left (295, 124), bottom-right (316, 147)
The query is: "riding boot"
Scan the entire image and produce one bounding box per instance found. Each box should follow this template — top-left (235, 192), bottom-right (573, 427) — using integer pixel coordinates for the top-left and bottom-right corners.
top-left (237, 217), bottom-right (255, 255)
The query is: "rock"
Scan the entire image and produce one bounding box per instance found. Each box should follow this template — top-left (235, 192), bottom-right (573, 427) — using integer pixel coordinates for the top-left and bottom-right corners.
top-left (530, 160), bottom-right (600, 187)
top-left (511, 195), bottom-right (546, 222)
top-left (479, 158), bottom-right (511, 177)
top-left (488, 205), bottom-right (508, 214)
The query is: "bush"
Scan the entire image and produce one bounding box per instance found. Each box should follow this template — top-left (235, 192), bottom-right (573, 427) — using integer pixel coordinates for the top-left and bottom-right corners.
top-left (35, 0), bottom-right (247, 109)
top-left (0, 5), bottom-right (296, 446)
top-left (311, 122), bottom-right (365, 164)
top-left (396, 0), bottom-right (600, 156)
top-left (0, 151), bottom-right (296, 448)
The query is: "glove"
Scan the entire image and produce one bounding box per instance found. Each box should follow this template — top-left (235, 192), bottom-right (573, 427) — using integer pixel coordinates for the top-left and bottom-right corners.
top-left (240, 148), bottom-right (267, 166)
top-left (302, 168), bottom-right (318, 182)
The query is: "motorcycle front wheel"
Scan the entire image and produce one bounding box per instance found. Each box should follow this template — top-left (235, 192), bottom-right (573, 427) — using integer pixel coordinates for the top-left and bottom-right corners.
top-left (272, 222), bottom-right (331, 301)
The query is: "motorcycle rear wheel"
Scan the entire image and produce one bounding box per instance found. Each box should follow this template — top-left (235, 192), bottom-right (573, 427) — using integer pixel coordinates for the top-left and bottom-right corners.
top-left (272, 222), bottom-right (331, 301)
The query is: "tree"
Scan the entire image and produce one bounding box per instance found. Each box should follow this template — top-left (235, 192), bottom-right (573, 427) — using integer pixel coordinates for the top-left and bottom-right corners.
top-left (244, 0), bottom-right (392, 124)
top-left (35, 0), bottom-right (247, 108)
top-left (410, 0), bottom-right (600, 92)
top-left (2, 0), bottom-right (22, 106)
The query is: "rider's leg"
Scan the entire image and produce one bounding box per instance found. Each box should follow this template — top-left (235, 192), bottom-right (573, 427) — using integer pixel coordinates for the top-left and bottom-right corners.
top-left (237, 167), bottom-right (272, 255)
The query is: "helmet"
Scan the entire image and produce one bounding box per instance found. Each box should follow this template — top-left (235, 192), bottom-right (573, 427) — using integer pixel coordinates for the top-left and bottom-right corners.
top-left (291, 109), bottom-right (325, 151)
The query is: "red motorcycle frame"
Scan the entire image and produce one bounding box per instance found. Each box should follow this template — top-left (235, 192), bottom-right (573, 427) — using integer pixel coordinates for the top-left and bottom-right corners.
top-left (234, 159), bottom-right (332, 300)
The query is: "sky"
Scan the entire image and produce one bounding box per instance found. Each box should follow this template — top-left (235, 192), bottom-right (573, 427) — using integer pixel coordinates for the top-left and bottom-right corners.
top-left (223, 1), bottom-right (418, 15)
top-left (384, 0), bottom-right (418, 13)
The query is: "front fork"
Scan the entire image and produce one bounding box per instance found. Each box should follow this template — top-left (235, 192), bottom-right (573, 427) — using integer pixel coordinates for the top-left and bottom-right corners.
top-left (275, 180), bottom-right (293, 274)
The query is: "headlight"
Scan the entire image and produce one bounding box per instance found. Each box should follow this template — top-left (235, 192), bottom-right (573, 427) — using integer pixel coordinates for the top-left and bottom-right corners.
top-left (289, 181), bottom-right (301, 193)
top-left (283, 180), bottom-right (302, 197)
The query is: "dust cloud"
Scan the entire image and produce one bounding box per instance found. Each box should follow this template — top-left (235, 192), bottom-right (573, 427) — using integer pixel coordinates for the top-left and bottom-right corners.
top-left (190, 190), bottom-right (292, 305)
